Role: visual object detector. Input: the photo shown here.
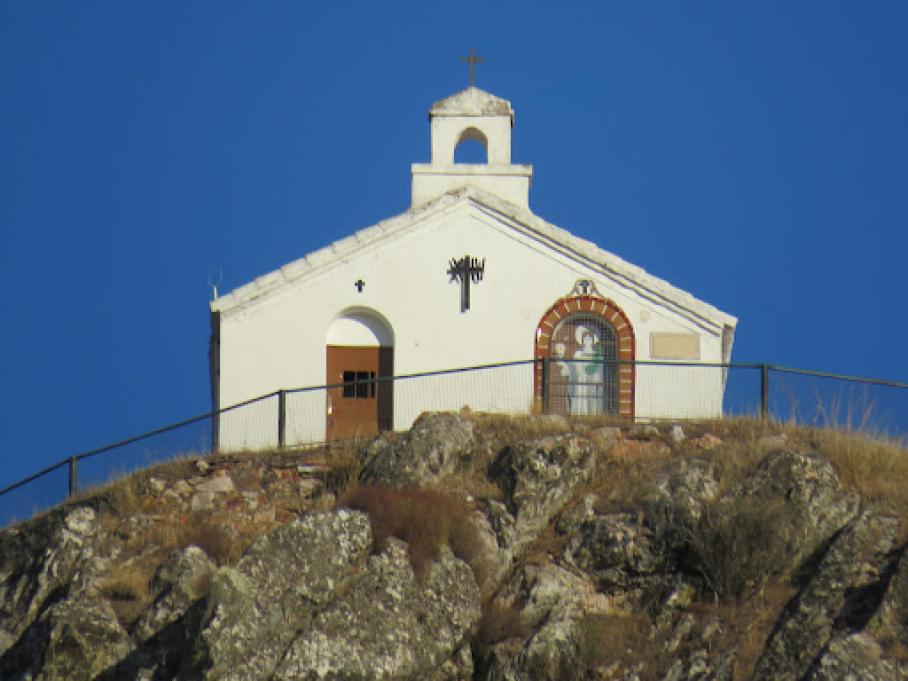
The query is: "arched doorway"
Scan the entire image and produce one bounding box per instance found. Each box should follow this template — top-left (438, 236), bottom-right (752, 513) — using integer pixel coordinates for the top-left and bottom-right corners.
top-left (534, 295), bottom-right (635, 419)
top-left (326, 310), bottom-right (394, 440)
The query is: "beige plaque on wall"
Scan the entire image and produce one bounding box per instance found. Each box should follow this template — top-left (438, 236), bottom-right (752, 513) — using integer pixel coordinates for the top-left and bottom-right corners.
top-left (650, 333), bottom-right (700, 360)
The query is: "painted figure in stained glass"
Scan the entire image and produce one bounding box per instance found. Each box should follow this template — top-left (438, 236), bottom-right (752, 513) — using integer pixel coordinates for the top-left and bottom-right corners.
top-left (571, 325), bottom-right (605, 414)
top-left (549, 314), bottom-right (617, 416)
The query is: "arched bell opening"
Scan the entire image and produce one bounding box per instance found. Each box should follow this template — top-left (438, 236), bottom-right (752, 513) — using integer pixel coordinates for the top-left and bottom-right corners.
top-left (453, 126), bottom-right (489, 164)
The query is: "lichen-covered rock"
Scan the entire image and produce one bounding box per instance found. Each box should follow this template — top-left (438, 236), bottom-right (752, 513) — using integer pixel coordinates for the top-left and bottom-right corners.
top-left (564, 512), bottom-right (665, 591)
top-left (664, 647), bottom-right (731, 681)
top-left (752, 510), bottom-right (900, 681)
top-left (653, 451), bottom-right (862, 602)
top-left (488, 435), bottom-right (595, 552)
top-left (361, 412), bottom-right (475, 487)
top-left (0, 592), bottom-right (133, 680)
top-left (866, 542), bottom-right (908, 663)
top-left (0, 628), bottom-right (14, 658)
top-left (272, 538), bottom-right (481, 680)
top-left (555, 493), bottom-right (597, 535)
top-left (645, 457), bottom-right (721, 574)
top-left (808, 632), bottom-right (904, 681)
top-left (650, 457), bottom-right (719, 528)
top-left (0, 506), bottom-right (99, 646)
top-left (135, 544), bottom-right (215, 642)
top-left (510, 616), bottom-right (580, 681)
top-left (428, 644), bottom-right (475, 681)
top-left (3, 415), bottom-right (908, 681)
top-left (193, 509), bottom-right (372, 680)
top-left (507, 563), bottom-right (602, 626)
top-left (468, 505), bottom-right (513, 589)
top-left (735, 450), bottom-right (861, 572)
top-left (482, 562), bottom-right (620, 681)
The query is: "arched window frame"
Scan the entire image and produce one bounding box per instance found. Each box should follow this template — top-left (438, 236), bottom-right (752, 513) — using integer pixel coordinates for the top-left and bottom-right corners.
top-left (533, 295), bottom-right (635, 419)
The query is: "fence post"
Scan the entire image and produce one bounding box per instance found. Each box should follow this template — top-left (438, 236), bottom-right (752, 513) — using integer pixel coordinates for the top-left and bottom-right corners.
top-left (277, 389), bottom-right (287, 449)
top-left (68, 456), bottom-right (78, 497)
top-left (760, 364), bottom-right (769, 421)
top-left (541, 357), bottom-right (551, 415)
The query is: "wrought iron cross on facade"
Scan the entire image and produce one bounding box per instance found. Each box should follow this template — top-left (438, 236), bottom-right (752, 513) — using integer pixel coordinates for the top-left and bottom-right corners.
top-left (447, 255), bottom-right (485, 312)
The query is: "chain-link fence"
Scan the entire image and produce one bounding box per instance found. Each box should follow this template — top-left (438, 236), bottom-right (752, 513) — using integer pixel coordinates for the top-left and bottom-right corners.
top-left (2, 360), bottom-right (905, 527)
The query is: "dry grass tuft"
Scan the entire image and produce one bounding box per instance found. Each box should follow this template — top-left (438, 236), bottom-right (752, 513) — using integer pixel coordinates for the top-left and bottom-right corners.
top-left (695, 419), bottom-right (908, 518)
top-left (689, 581), bottom-right (797, 681)
top-left (337, 485), bottom-right (488, 584)
top-left (576, 613), bottom-right (665, 680)
top-left (685, 496), bottom-right (798, 603)
top-left (475, 599), bottom-right (533, 648)
top-left (321, 439), bottom-right (369, 497)
top-left (586, 438), bottom-right (675, 514)
top-left (69, 454), bottom-right (203, 517)
top-left (523, 522), bottom-right (569, 567)
top-left (132, 518), bottom-right (254, 566)
top-left (470, 412), bottom-right (624, 454)
top-left (694, 417), bottom-right (781, 443)
top-left (99, 563), bottom-right (153, 627)
top-left (802, 428), bottom-right (908, 519)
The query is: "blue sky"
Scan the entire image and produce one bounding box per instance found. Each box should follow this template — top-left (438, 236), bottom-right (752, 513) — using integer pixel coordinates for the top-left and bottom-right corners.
top-left (1, 2), bottom-right (906, 502)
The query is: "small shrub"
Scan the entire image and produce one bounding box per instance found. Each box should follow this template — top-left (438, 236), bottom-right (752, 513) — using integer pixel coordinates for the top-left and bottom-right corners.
top-left (337, 485), bottom-right (486, 583)
top-left (184, 522), bottom-right (245, 565)
top-left (475, 599), bottom-right (533, 648)
top-left (684, 495), bottom-right (795, 602)
top-left (100, 569), bottom-right (149, 602)
top-left (587, 440), bottom-right (673, 514)
top-left (322, 440), bottom-right (367, 497)
top-left (576, 613), bottom-right (660, 679)
top-left (523, 522), bottom-right (568, 567)
top-left (688, 581), bottom-right (796, 681)
top-left (100, 565), bottom-right (153, 627)
top-left (125, 517), bottom-right (253, 567)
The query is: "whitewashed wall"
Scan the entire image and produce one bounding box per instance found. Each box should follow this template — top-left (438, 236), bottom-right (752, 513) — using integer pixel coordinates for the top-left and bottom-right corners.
top-left (213, 198), bottom-right (729, 451)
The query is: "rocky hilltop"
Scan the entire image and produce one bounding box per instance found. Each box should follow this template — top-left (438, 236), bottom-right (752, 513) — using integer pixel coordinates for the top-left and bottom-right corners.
top-left (1, 413), bottom-right (907, 680)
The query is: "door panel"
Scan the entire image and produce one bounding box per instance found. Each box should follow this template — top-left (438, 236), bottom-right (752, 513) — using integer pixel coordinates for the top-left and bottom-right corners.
top-left (326, 345), bottom-right (393, 440)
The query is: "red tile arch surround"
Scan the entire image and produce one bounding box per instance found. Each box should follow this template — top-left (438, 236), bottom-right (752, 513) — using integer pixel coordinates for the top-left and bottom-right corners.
top-left (534, 295), bottom-right (636, 419)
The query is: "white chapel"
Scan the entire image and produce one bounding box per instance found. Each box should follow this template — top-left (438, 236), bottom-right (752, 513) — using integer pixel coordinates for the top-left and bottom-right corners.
top-left (209, 85), bottom-right (737, 450)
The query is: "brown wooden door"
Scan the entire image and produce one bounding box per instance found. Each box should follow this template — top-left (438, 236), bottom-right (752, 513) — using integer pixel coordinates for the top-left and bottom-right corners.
top-left (326, 345), bottom-right (393, 440)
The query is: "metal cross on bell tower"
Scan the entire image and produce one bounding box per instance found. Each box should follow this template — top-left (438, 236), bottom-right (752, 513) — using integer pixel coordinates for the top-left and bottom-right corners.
top-left (459, 49), bottom-right (484, 87)
top-left (447, 255), bottom-right (486, 312)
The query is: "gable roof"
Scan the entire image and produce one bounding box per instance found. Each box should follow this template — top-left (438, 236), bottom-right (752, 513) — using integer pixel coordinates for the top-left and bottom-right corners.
top-left (210, 186), bottom-right (737, 335)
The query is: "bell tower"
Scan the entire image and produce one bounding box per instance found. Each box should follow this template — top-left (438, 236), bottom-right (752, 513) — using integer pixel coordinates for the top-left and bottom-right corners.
top-left (411, 87), bottom-right (533, 208)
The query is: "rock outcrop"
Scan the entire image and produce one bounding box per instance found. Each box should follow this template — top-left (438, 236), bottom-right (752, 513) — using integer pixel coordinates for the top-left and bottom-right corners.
top-left (273, 539), bottom-right (479, 680)
top-left (1, 414), bottom-right (906, 680)
top-left (361, 412), bottom-right (475, 488)
top-left (194, 509), bottom-right (374, 679)
top-left (488, 434), bottom-right (596, 553)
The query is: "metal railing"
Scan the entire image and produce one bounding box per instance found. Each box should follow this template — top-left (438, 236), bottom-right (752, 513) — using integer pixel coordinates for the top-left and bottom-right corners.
top-left (1, 360), bottom-right (905, 527)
